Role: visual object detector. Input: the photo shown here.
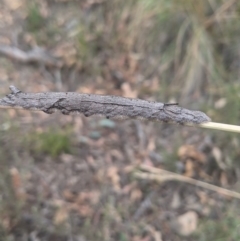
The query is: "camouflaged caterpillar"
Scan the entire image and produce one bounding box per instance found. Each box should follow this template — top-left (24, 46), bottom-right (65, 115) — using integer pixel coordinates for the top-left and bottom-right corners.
top-left (0, 86), bottom-right (211, 124)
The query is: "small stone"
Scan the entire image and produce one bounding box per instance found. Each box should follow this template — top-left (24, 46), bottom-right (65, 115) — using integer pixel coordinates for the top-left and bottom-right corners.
top-left (98, 119), bottom-right (115, 128)
top-left (89, 131), bottom-right (101, 140)
top-left (78, 136), bottom-right (90, 143)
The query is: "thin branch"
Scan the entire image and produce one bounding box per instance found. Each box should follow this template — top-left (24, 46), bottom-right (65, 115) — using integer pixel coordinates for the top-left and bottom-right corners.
top-left (134, 164), bottom-right (240, 200)
top-left (0, 45), bottom-right (62, 67)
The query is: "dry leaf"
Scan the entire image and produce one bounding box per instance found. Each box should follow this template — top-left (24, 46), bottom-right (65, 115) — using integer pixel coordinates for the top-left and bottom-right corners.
top-left (7, 109), bottom-right (17, 118)
top-left (54, 206), bottom-right (69, 225)
top-left (212, 147), bottom-right (227, 170)
top-left (107, 166), bottom-right (120, 188)
top-left (4, 0), bottom-right (22, 10)
top-left (171, 211), bottom-right (198, 236)
top-left (51, 199), bottom-right (66, 208)
top-left (63, 189), bottom-right (76, 202)
top-left (122, 182), bottom-right (137, 194)
top-left (130, 189), bottom-right (142, 202)
top-left (214, 98), bottom-right (227, 109)
top-left (121, 82), bottom-right (137, 98)
top-left (87, 155), bottom-right (96, 167)
top-left (77, 191), bottom-right (100, 205)
top-left (89, 191), bottom-right (101, 205)
top-left (178, 145), bottom-right (206, 163)
top-left (60, 154), bottom-right (74, 163)
top-left (77, 205), bottom-right (93, 217)
top-left (145, 225), bottom-right (163, 241)
top-left (147, 138), bottom-right (156, 152)
top-left (184, 159), bottom-right (195, 177)
top-left (53, 42), bottom-right (78, 67)
top-left (1, 216), bottom-right (11, 231)
top-left (197, 191), bottom-right (208, 204)
top-left (9, 167), bottom-right (26, 201)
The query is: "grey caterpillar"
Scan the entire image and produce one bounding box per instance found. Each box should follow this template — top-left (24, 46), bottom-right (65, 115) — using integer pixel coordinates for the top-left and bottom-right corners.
top-left (0, 86), bottom-right (211, 125)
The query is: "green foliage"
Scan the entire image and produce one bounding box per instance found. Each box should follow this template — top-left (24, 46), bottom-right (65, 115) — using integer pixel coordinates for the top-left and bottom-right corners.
top-left (29, 130), bottom-right (71, 158)
top-left (25, 1), bottom-right (62, 45)
top-left (26, 3), bottom-right (45, 32)
top-left (76, 25), bottom-right (105, 62)
top-left (195, 213), bottom-right (240, 241)
top-left (216, 84), bottom-right (240, 125)
top-left (76, 30), bottom-right (92, 60)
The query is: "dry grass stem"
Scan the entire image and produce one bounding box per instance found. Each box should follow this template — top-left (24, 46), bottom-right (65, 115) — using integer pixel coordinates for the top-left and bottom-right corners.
top-left (134, 164), bottom-right (240, 200)
top-left (205, 0), bottom-right (236, 27)
top-left (198, 122), bottom-right (240, 133)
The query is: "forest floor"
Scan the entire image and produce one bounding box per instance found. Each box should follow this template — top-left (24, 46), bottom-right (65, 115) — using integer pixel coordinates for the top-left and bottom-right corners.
top-left (0, 0), bottom-right (240, 241)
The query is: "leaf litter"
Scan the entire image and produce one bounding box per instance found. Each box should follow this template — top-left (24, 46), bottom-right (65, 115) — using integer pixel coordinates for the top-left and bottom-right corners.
top-left (0, 0), bottom-right (240, 241)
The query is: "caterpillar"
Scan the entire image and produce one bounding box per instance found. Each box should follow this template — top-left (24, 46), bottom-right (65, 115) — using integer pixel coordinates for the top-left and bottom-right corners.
top-left (0, 86), bottom-right (211, 124)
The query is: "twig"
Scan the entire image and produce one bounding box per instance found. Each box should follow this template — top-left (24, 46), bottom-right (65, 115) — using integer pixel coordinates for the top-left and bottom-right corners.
top-left (134, 164), bottom-right (240, 200)
top-left (0, 45), bottom-right (62, 67)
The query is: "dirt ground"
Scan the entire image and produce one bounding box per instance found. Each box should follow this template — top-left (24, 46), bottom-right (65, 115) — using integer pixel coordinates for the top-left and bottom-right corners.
top-left (0, 0), bottom-right (240, 241)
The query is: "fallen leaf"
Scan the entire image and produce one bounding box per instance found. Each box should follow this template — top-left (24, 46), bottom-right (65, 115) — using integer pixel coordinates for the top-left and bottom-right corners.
top-left (130, 189), bottom-right (142, 202)
top-left (60, 154), bottom-right (74, 163)
top-left (178, 145), bottom-right (206, 163)
top-left (53, 42), bottom-right (78, 67)
top-left (4, 0), bottom-right (22, 10)
top-left (212, 147), bottom-right (227, 170)
top-left (63, 189), bottom-right (76, 202)
top-left (77, 205), bottom-right (93, 217)
top-left (121, 82), bottom-right (137, 98)
top-left (145, 225), bottom-right (163, 241)
top-left (171, 211), bottom-right (198, 236)
top-left (9, 167), bottom-right (26, 201)
top-left (121, 182), bottom-right (137, 194)
top-left (184, 159), bottom-right (195, 177)
top-left (0, 216), bottom-right (11, 231)
top-left (214, 98), bottom-right (227, 109)
top-left (197, 191), bottom-right (208, 204)
top-left (107, 166), bottom-right (120, 190)
top-left (54, 206), bottom-right (69, 225)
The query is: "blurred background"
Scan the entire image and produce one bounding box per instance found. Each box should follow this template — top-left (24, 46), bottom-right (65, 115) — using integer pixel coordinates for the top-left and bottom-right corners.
top-left (0, 0), bottom-right (240, 240)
